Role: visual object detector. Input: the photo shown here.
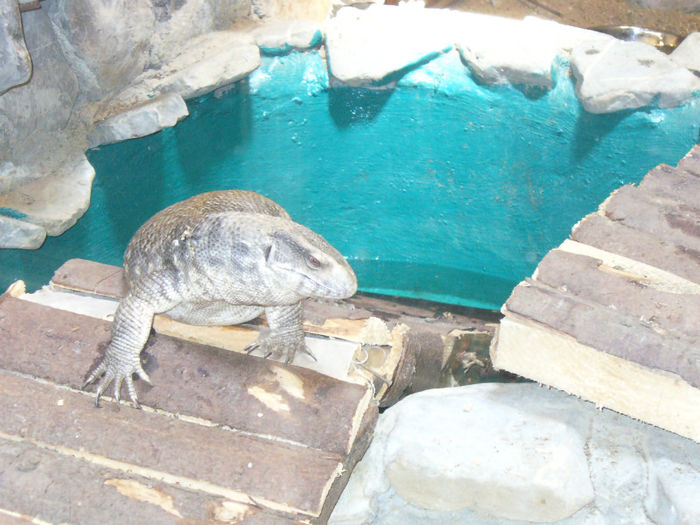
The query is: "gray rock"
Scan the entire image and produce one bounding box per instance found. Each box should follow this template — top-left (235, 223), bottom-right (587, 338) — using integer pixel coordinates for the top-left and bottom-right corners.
top-left (0, 153), bottom-right (95, 237)
top-left (671, 32), bottom-right (700, 74)
top-left (571, 39), bottom-right (700, 113)
top-left (0, 0), bottom-right (32, 95)
top-left (123, 30), bottom-right (260, 102)
top-left (0, 8), bottom-right (78, 152)
top-left (330, 383), bottom-right (700, 524)
top-left (149, 0), bottom-right (250, 69)
top-left (628, 0), bottom-right (700, 13)
top-left (0, 215), bottom-right (46, 249)
top-left (88, 93), bottom-right (189, 148)
top-left (253, 19), bottom-right (323, 54)
top-left (46, 0), bottom-right (155, 102)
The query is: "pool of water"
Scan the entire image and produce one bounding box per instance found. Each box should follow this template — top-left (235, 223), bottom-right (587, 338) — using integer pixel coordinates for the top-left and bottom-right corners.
top-left (1, 51), bottom-right (698, 309)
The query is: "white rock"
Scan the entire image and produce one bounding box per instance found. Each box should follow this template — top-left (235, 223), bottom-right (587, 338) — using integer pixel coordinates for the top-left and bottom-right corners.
top-left (254, 19), bottom-right (323, 54)
top-left (150, 31), bottom-right (261, 100)
top-left (456, 15), bottom-right (561, 87)
top-left (571, 39), bottom-right (700, 113)
top-left (0, 216), bottom-right (46, 249)
top-left (0, 153), bottom-right (95, 236)
top-left (0, 0), bottom-right (32, 95)
top-left (330, 383), bottom-right (700, 524)
top-left (325, 5), bottom-right (454, 86)
top-left (88, 93), bottom-right (189, 148)
top-left (671, 32), bottom-right (700, 73)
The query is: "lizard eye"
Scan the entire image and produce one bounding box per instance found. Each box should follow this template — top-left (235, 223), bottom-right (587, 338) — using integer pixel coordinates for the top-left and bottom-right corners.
top-left (307, 254), bottom-right (321, 268)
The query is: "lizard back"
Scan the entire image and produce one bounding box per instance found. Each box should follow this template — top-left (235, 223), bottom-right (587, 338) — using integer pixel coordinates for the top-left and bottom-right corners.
top-left (124, 190), bottom-right (290, 282)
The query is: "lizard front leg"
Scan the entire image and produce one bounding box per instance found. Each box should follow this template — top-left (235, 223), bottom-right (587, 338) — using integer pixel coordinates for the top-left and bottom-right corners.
top-left (84, 274), bottom-right (179, 408)
top-left (246, 302), bottom-right (314, 364)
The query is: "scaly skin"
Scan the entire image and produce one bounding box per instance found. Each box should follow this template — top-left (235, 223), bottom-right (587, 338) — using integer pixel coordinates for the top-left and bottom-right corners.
top-left (83, 190), bottom-right (357, 408)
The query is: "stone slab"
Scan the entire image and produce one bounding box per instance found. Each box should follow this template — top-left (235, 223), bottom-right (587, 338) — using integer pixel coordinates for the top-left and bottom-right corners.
top-left (0, 215), bottom-right (45, 249)
top-left (571, 39), bottom-right (700, 113)
top-left (0, 152), bottom-right (95, 236)
top-left (671, 31), bottom-right (700, 73)
top-left (254, 19), bottom-right (323, 55)
top-left (324, 5), bottom-right (454, 86)
top-left (331, 383), bottom-right (700, 524)
top-left (88, 93), bottom-right (189, 148)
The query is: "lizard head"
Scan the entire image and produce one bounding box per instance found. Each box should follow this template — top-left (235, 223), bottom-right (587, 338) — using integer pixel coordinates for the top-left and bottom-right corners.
top-left (264, 223), bottom-right (357, 300)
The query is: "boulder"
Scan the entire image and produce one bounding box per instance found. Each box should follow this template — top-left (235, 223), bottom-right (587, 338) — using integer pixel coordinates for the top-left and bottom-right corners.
top-left (325, 4), bottom-right (454, 86)
top-left (671, 32), bottom-right (700, 74)
top-left (330, 383), bottom-right (700, 524)
top-left (253, 19), bottom-right (323, 55)
top-left (88, 93), bottom-right (189, 148)
top-left (571, 39), bottom-right (700, 113)
top-left (0, 215), bottom-right (46, 249)
top-left (0, 153), bottom-right (95, 236)
top-left (0, 0), bottom-right (32, 95)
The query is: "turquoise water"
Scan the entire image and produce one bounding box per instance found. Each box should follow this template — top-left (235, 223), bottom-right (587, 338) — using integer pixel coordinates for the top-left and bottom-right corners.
top-left (1, 51), bottom-right (698, 309)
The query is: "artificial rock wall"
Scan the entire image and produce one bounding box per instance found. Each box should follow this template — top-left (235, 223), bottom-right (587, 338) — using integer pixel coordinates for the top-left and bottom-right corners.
top-left (0, 0), bottom-right (333, 248)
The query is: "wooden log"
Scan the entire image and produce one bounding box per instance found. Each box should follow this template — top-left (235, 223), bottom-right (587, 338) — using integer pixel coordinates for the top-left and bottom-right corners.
top-left (571, 214), bottom-right (700, 285)
top-left (491, 145), bottom-right (700, 443)
top-left (0, 434), bottom-right (295, 524)
top-left (48, 258), bottom-right (499, 405)
top-left (0, 295), bottom-right (377, 523)
top-left (603, 185), bottom-right (700, 252)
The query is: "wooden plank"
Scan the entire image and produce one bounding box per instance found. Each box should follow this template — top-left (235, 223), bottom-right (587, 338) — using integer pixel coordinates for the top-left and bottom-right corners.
top-left (603, 185), bottom-right (700, 252)
top-left (677, 144), bottom-right (700, 177)
top-left (0, 435), bottom-right (298, 525)
top-left (0, 371), bottom-right (342, 520)
top-left (0, 295), bottom-right (375, 456)
top-left (533, 249), bottom-right (700, 339)
top-left (503, 283), bottom-right (699, 388)
top-left (491, 316), bottom-right (700, 443)
top-left (49, 258), bottom-right (499, 403)
top-left (571, 213), bottom-right (700, 285)
top-left (637, 164), bottom-right (700, 209)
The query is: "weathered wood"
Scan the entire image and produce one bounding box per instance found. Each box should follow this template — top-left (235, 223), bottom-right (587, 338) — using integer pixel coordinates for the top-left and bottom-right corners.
top-left (491, 317), bottom-right (700, 442)
top-left (533, 249), bottom-right (700, 339)
top-left (0, 295), bottom-right (373, 456)
top-left (492, 145), bottom-right (700, 442)
top-left (603, 185), bottom-right (700, 252)
top-left (0, 371), bottom-right (339, 520)
top-left (677, 144), bottom-right (700, 177)
top-left (637, 164), bottom-right (700, 208)
top-left (504, 282), bottom-right (699, 388)
top-left (571, 214), bottom-right (700, 285)
top-left (49, 258), bottom-right (499, 403)
top-left (0, 435), bottom-right (297, 524)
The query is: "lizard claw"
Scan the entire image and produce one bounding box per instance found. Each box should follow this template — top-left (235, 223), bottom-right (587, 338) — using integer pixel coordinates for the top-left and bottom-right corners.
top-left (83, 354), bottom-right (150, 409)
top-left (244, 335), bottom-right (316, 364)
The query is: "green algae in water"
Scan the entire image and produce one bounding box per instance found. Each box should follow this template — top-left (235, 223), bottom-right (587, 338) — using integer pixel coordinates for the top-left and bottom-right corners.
top-left (1, 51), bottom-right (698, 310)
